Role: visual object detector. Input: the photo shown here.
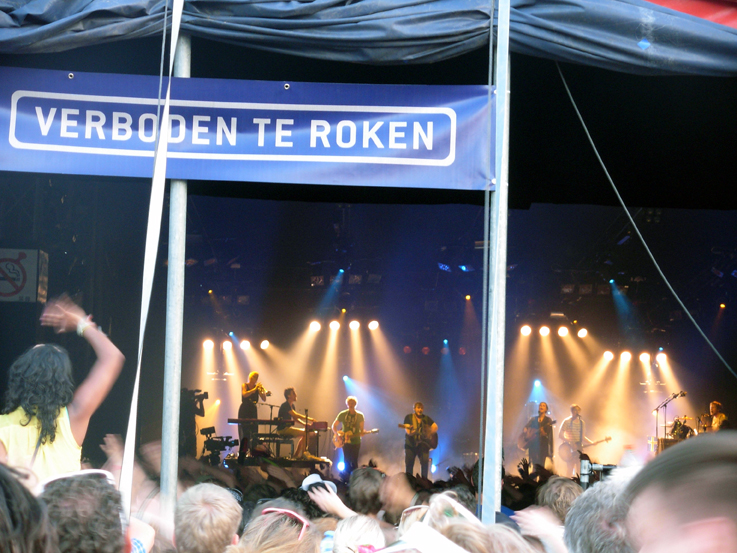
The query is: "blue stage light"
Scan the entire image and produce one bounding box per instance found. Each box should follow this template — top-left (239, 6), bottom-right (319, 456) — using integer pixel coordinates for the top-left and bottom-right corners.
top-left (438, 263), bottom-right (451, 272)
top-left (339, 269), bottom-right (344, 273)
top-left (609, 279), bottom-right (615, 284)
top-left (534, 380), bottom-right (541, 387)
top-left (443, 339), bottom-right (448, 344)
top-left (337, 462), bottom-right (345, 472)
top-left (431, 464), bottom-right (437, 474)
top-left (342, 375), bottom-right (349, 382)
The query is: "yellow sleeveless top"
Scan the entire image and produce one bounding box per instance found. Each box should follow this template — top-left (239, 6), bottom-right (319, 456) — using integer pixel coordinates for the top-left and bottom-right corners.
top-left (0, 407), bottom-right (82, 481)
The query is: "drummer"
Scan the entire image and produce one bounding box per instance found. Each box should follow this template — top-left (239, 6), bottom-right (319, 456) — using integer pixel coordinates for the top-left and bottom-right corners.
top-left (671, 416), bottom-right (695, 440)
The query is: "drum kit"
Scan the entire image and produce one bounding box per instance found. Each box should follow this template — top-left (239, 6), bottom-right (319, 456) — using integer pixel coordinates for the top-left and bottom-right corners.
top-left (660, 415), bottom-right (697, 440)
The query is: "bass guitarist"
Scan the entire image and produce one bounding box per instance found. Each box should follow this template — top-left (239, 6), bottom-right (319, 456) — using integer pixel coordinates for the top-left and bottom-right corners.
top-left (521, 402), bottom-right (555, 470)
top-left (332, 396), bottom-right (365, 476)
top-left (402, 402), bottom-right (438, 479)
top-left (558, 404), bottom-right (594, 476)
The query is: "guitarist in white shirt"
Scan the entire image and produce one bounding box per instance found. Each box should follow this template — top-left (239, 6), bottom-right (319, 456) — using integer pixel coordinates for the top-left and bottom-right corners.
top-left (558, 404), bottom-right (594, 476)
top-left (332, 396), bottom-right (365, 476)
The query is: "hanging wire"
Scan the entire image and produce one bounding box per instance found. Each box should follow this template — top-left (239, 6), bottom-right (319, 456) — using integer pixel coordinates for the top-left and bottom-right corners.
top-left (555, 62), bottom-right (737, 381)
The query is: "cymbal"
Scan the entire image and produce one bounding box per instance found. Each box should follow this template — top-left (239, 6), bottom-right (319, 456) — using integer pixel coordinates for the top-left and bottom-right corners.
top-left (676, 416), bottom-right (695, 420)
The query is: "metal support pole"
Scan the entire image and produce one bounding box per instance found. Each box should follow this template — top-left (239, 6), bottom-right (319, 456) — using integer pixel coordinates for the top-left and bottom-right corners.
top-left (480, 0), bottom-right (511, 523)
top-left (160, 32), bottom-right (191, 520)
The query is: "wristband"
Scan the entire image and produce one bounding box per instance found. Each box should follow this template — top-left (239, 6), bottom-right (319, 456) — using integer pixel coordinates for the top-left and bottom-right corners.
top-left (77, 318), bottom-right (92, 336)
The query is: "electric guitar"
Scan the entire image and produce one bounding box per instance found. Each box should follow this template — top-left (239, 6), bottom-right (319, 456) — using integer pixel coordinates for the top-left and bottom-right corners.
top-left (558, 436), bottom-right (612, 462)
top-left (398, 423), bottom-right (439, 450)
top-left (332, 428), bottom-right (379, 449)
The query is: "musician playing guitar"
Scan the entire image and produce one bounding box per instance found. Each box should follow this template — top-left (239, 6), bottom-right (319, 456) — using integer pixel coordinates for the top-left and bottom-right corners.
top-left (402, 402), bottom-right (438, 480)
top-left (558, 404), bottom-right (594, 476)
top-left (521, 402), bottom-right (555, 470)
top-left (332, 396), bottom-right (365, 476)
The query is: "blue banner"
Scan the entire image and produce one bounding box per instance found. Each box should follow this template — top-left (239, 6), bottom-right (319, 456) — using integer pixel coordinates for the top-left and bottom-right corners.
top-left (0, 67), bottom-right (493, 190)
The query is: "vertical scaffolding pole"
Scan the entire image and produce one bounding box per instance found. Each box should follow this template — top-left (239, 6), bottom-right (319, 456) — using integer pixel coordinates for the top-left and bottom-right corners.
top-left (480, 0), bottom-right (511, 523)
top-left (160, 33), bottom-right (191, 520)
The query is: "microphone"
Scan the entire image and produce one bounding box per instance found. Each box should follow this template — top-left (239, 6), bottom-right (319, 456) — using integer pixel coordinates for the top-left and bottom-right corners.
top-left (678, 391), bottom-right (687, 397)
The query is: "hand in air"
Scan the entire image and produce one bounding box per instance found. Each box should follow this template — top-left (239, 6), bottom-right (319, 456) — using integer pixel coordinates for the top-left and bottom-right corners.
top-left (308, 485), bottom-right (355, 519)
top-left (41, 294), bottom-right (89, 333)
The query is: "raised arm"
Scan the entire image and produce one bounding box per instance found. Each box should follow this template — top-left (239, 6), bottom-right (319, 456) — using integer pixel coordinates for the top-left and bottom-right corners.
top-left (41, 296), bottom-right (125, 445)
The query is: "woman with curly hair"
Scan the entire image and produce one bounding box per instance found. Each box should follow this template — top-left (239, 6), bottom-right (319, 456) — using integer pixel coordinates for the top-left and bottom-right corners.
top-left (0, 295), bottom-right (125, 480)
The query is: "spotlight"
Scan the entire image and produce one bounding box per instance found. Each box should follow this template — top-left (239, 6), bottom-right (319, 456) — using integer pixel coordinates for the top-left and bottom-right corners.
top-left (443, 339), bottom-right (448, 344)
top-left (609, 279), bottom-right (615, 284)
top-left (577, 328), bottom-right (588, 338)
top-left (520, 325), bottom-right (532, 336)
top-left (342, 376), bottom-right (349, 382)
top-left (310, 321), bottom-right (321, 332)
top-left (639, 353), bottom-right (650, 363)
top-left (222, 341), bottom-right (232, 351)
top-left (431, 464), bottom-right (437, 474)
top-left (368, 321), bottom-right (379, 330)
top-left (339, 269), bottom-right (344, 273)
top-left (465, 295), bottom-right (471, 300)
top-left (558, 326), bottom-right (569, 337)
top-left (534, 380), bottom-right (541, 387)
top-left (208, 289), bottom-right (213, 294)
top-left (403, 346), bottom-right (412, 354)
top-left (215, 399), bottom-right (221, 405)
top-left (330, 321), bottom-right (340, 331)
top-left (621, 351), bottom-right (631, 362)
top-left (260, 340), bottom-right (269, 350)
top-left (539, 326), bottom-right (550, 337)
top-left (337, 461), bottom-right (345, 472)
top-left (349, 320), bottom-right (360, 330)
top-left (203, 339), bottom-right (214, 350)
top-left (656, 352), bottom-right (667, 363)
top-left (720, 303), bottom-right (726, 309)
top-left (341, 308), bottom-right (346, 313)
top-left (604, 351), bottom-right (614, 361)
top-left (240, 340), bottom-right (250, 350)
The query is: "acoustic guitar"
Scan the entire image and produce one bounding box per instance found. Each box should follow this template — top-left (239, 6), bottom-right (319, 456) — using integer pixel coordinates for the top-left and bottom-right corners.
top-left (517, 419), bottom-right (556, 451)
top-left (332, 428), bottom-right (379, 449)
top-left (398, 423), bottom-right (438, 450)
top-left (558, 436), bottom-right (612, 462)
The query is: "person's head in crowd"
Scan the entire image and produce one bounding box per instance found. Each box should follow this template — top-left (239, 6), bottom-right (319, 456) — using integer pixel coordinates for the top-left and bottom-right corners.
top-left (333, 515), bottom-right (386, 553)
top-left (280, 486), bottom-right (328, 519)
top-left (0, 463), bottom-right (56, 553)
top-left (564, 468), bottom-right (639, 553)
top-left (448, 484), bottom-right (477, 514)
top-left (3, 344), bottom-right (74, 445)
top-left (228, 504), bottom-right (320, 553)
top-left (41, 471), bottom-right (125, 553)
top-left (536, 475), bottom-right (583, 524)
top-left (623, 431), bottom-right (737, 553)
top-left (349, 467), bottom-right (384, 516)
top-left (175, 483), bottom-right (242, 553)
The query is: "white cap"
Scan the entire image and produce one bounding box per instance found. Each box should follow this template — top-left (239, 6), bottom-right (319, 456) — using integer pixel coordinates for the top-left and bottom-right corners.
top-left (301, 473), bottom-right (337, 493)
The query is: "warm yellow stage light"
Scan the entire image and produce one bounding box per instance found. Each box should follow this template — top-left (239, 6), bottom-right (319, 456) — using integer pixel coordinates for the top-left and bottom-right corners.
top-left (208, 289), bottom-right (213, 294)
top-left (558, 326), bottom-right (569, 337)
top-left (330, 321), bottom-right (340, 331)
top-left (309, 321), bottom-right (322, 332)
top-left (240, 340), bottom-right (250, 350)
top-left (539, 326), bottom-right (550, 337)
top-left (656, 352), bottom-right (667, 363)
top-left (520, 325), bottom-right (532, 336)
top-left (465, 295), bottom-right (471, 300)
top-left (368, 320), bottom-right (379, 330)
top-left (639, 353), bottom-right (650, 363)
top-left (604, 351), bottom-right (614, 361)
top-left (720, 303), bottom-right (726, 309)
top-left (203, 339), bottom-right (214, 349)
top-left (621, 351), bottom-right (632, 362)
top-left (577, 328), bottom-right (588, 338)
top-left (341, 308), bottom-right (346, 313)
top-left (260, 340), bottom-right (269, 350)
top-left (349, 320), bottom-right (360, 330)
top-left (222, 341), bottom-right (232, 351)
top-left (215, 399), bottom-right (221, 405)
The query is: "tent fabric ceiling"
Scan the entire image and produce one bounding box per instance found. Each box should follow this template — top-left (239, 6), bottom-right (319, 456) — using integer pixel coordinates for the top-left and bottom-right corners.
top-left (1, 0), bottom-right (736, 75)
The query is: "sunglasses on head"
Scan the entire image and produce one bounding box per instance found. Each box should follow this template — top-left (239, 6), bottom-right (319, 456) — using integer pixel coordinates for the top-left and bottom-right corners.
top-left (261, 507), bottom-right (311, 541)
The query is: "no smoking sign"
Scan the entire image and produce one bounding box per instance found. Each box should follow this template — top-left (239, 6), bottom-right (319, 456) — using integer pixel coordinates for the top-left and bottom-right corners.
top-left (0, 249), bottom-right (48, 303)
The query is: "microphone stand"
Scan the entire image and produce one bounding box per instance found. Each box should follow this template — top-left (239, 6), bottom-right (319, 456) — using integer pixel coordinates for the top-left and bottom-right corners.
top-left (652, 392), bottom-right (680, 450)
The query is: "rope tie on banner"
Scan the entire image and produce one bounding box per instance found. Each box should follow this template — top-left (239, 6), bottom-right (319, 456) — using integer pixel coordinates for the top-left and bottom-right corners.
top-left (556, 62), bottom-right (737, 382)
top-left (119, 0), bottom-right (185, 518)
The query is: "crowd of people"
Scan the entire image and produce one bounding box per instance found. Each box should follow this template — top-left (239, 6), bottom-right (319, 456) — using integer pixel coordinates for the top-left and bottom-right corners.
top-left (2, 295), bottom-right (737, 553)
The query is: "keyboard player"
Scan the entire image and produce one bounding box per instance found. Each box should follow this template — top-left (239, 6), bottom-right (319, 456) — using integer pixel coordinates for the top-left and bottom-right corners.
top-left (276, 387), bottom-right (315, 459)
